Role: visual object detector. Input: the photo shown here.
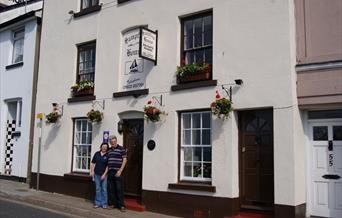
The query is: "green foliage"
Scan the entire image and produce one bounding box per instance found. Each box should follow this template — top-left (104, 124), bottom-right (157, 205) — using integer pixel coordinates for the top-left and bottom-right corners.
top-left (211, 98), bottom-right (233, 119)
top-left (71, 80), bottom-right (94, 92)
top-left (176, 63), bottom-right (210, 77)
top-left (45, 112), bottom-right (60, 124)
top-left (87, 109), bottom-right (103, 123)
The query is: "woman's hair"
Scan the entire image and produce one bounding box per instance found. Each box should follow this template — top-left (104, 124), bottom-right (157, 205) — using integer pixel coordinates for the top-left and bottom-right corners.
top-left (100, 143), bottom-right (109, 150)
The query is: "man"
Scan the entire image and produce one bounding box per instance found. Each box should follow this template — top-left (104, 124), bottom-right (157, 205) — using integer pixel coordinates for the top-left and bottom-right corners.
top-left (107, 135), bottom-right (127, 212)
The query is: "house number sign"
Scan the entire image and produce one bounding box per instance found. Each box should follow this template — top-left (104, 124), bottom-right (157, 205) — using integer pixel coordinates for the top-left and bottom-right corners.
top-left (329, 154), bottom-right (333, 167)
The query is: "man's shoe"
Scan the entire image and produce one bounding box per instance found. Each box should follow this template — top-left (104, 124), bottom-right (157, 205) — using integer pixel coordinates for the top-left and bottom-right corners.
top-left (102, 205), bottom-right (108, 209)
top-left (93, 205), bottom-right (100, 209)
top-left (120, 207), bottom-right (126, 212)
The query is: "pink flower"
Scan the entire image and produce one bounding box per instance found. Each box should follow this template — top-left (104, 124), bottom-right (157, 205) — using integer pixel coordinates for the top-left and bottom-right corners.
top-left (216, 94), bottom-right (221, 99)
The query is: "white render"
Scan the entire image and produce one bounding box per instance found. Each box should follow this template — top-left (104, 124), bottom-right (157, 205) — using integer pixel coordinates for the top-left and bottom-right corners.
top-left (32, 0), bottom-right (306, 210)
top-left (0, 1), bottom-right (42, 178)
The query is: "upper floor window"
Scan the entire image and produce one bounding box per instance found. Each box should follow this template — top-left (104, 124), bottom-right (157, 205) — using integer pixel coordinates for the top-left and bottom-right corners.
top-left (81, 0), bottom-right (99, 10)
top-left (77, 42), bottom-right (96, 83)
top-left (12, 28), bottom-right (25, 64)
top-left (181, 12), bottom-right (212, 66)
top-left (180, 111), bottom-right (212, 182)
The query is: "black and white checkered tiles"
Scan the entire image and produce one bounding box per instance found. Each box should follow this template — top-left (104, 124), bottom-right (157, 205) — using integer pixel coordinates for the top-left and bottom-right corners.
top-left (4, 120), bottom-right (16, 175)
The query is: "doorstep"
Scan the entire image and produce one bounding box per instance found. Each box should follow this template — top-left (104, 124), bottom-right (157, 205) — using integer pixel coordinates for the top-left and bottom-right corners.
top-left (227, 211), bottom-right (274, 218)
top-left (125, 197), bottom-right (146, 212)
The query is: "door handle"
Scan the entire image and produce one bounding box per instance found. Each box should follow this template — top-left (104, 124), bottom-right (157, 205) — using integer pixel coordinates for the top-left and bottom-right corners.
top-left (322, 174), bottom-right (341, 180)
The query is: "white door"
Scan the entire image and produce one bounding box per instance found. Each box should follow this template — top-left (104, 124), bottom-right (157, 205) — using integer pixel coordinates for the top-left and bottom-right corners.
top-left (309, 121), bottom-right (342, 218)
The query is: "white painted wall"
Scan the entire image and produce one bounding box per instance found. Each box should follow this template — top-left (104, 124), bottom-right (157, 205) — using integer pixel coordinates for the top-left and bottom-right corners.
top-left (0, 16), bottom-right (39, 178)
top-left (0, 1), bottom-right (42, 23)
top-left (32, 0), bottom-right (305, 206)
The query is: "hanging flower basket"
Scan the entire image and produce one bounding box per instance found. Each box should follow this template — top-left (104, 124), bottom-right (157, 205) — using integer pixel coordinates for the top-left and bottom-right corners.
top-left (176, 63), bottom-right (211, 84)
top-left (210, 91), bottom-right (233, 119)
top-left (144, 100), bottom-right (162, 122)
top-left (87, 109), bottom-right (103, 123)
top-left (46, 112), bottom-right (61, 124)
top-left (71, 80), bottom-right (94, 97)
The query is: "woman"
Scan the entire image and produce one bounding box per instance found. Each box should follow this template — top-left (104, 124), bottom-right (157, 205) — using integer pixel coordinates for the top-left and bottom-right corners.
top-left (90, 143), bottom-right (109, 209)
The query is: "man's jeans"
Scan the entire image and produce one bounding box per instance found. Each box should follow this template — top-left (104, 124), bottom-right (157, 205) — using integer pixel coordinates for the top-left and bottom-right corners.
top-left (94, 174), bottom-right (108, 207)
top-left (108, 170), bottom-right (125, 208)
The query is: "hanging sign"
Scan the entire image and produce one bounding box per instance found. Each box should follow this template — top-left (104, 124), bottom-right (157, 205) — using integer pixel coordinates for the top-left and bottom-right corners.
top-left (139, 27), bottom-right (158, 65)
top-left (121, 28), bottom-right (146, 91)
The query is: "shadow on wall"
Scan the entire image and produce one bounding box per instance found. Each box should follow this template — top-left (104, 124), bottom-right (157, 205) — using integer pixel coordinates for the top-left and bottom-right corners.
top-left (43, 123), bottom-right (61, 150)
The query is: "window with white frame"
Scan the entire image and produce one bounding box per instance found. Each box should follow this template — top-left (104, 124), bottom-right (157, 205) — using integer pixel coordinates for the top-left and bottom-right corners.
top-left (73, 119), bottom-right (92, 172)
top-left (181, 111), bottom-right (212, 181)
top-left (6, 99), bottom-right (22, 128)
top-left (81, 0), bottom-right (99, 10)
top-left (12, 28), bottom-right (25, 64)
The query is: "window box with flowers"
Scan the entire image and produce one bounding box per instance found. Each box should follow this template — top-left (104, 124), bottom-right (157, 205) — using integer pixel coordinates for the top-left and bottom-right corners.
top-left (176, 63), bottom-right (211, 84)
top-left (210, 91), bottom-right (233, 119)
top-left (71, 80), bottom-right (94, 97)
top-left (46, 112), bottom-right (61, 124)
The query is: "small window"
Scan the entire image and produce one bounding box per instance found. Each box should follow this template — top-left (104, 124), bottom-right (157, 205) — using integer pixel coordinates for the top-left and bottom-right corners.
top-left (73, 119), bottom-right (92, 172)
top-left (181, 12), bottom-right (213, 66)
top-left (81, 0), bottom-right (99, 10)
top-left (12, 28), bottom-right (25, 64)
top-left (77, 42), bottom-right (96, 83)
top-left (180, 111), bottom-right (212, 182)
top-left (6, 99), bottom-right (22, 128)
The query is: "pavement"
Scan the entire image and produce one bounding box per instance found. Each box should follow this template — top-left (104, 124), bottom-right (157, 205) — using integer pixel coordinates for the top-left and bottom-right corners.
top-left (0, 178), bottom-right (178, 218)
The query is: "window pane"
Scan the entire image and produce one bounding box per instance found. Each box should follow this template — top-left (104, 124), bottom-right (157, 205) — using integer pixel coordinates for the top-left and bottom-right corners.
top-left (194, 147), bottom-right (202, 161)
top-left (203, 32), bottom-right (212, 46)
top-left (87, 133), bottom-right (92, 144)
top-left (313, 126), bottom-right (328, 141)
top-left (184, 162), bottom-right (192, 177)
top-left (88, 122), bottom-right (92, 131)
top-left (184, 20), bottom-right (193, 36)
top-left (203, 148), bottom-right (211, 162)
top-left (194, 33), bottom-right (203, 48)
top-left (203, 163), bottom-right (211, 178)
top-left (185, 51), bottom-right (194, 64)
top-left (192, 113), bottom-right (201, 128)
top-left (202, 113), bottom-right (210, 128)
top-left (203, 16), bottom-right (212, 33)
top-left (184, 36), bottom-right (193, 50)
top-left (193, 163), bottom-right (202, 177)
top-left (183, 114), bottom-right (191, 129)
top-left (202, 130), bottom-right (211, 145)
top-left (183, 148), bottom-right (192, 161)
top-left (204, 48), bottom-right (212, 64)
top-left (75, 133), bottom-right (81, 144)
top-left (192, 130), bottom-right (201, 145)
top-left (333, 126), bottom-right (342, 140)
top-left (82, 120), bottom-right (87, 131)
top-left (82, 0), bottom-right (90, 9)
top-left (81, 133), bottom-right (87, 144)
top-left (183, 130), bottom-right (191, 145)
top-left (194, 18), bottom-right (203, 35)
top-left (195, 49), bottom-right (204, 63)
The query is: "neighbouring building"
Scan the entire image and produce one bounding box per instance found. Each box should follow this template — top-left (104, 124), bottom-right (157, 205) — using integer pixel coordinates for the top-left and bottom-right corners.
top-left (30, 0), bottom-right (341, 218)
top-left (295, 0), bottom-right (342, 217)
top-left (0, 0), bottom-right (43, 181)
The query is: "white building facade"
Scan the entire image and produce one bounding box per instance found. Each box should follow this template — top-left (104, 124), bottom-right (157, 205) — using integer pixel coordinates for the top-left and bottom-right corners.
top-left (30, 0), bottom-right (341, 217)
top-left (0, 0), bottom-right (43, 180)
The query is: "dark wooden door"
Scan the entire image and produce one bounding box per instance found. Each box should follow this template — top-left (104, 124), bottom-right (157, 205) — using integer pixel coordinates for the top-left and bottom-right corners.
top-left (122, 119), bottom-right (144, 197)
top-left (239, 110), bottom-right (274, 210)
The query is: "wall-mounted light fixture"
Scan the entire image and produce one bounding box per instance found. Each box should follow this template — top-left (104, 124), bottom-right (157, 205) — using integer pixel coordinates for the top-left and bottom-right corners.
top-left (222, 79), bottom-right (244, 101)
top-left (68, 10), bottom-right (74, 15)
top-left (52, 103), bottom-right (63, 116)
top-left (117, 119), bottom-right (125, 135)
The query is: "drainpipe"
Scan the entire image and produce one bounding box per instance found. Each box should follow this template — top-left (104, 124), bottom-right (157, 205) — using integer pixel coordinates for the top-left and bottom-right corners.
top-left (26, 12), bottom-right (42, 186)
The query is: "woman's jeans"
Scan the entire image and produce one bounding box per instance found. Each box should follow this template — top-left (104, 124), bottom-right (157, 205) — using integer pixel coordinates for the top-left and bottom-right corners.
top-left (108, 170), bottom-right (125, 208)
top-left (94, 174), bottom-right (108, 207)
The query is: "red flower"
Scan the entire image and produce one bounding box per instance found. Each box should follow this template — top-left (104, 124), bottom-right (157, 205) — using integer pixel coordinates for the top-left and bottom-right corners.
top-left (216, 94), bottom-right (221, 99)
top-left (147, 100), bottom-right (152, 105)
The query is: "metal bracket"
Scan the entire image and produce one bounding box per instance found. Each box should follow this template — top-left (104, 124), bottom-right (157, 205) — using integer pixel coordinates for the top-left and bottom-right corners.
top-left (152, 95), bottom-right (163, 107)
top-left (92, 100), bottom-right (105, 110)
top-left (221, 85), bottom-right (232, 101)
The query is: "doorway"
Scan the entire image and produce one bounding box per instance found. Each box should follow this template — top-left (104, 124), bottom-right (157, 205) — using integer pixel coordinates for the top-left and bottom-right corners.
top-left (308, 120), bottom-right (342, 218)
top-left (239, 109), bottom-right (274, 211)
top-left (122, 119), bottom-right (144, 198)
